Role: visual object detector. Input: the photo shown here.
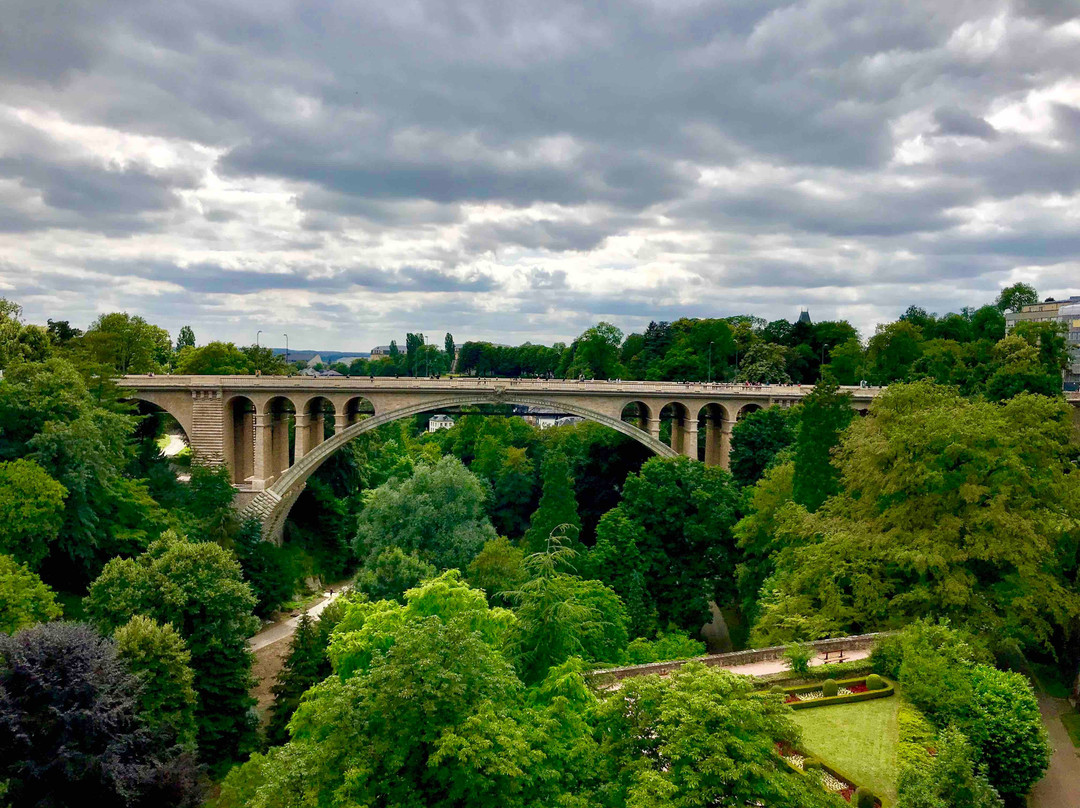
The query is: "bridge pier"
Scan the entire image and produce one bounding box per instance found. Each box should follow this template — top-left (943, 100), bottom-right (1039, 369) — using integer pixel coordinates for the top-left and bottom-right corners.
top-left (704, 417), bottom-right (732, 468)
top-left (682, 420), bottom-right (699, 459)
top-left (251, 413), bottom-right (274, 490)
top-left (294, 413), bottom-right (310, 461)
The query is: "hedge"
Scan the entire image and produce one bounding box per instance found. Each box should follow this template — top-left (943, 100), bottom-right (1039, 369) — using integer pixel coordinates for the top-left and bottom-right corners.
top-left (781, 676), bottom-right (896, 711)
top-left (778, 748), bottom-right (888, 807)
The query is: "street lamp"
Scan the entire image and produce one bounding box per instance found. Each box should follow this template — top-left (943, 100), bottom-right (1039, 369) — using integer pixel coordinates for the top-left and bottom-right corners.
top-left (708, 341), bottom-right (714, 383)
top-left (283, 333), bottom-right (289, 364)
top-left (256, 330), bottom-right (262, 348)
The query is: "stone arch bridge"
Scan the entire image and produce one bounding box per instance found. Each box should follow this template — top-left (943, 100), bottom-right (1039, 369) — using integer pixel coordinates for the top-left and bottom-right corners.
top-left (116, 375), bottom-right (882, 541)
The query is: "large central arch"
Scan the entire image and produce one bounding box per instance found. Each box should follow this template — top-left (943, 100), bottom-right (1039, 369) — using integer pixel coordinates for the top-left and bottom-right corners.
top-left (243, 392), bottom-right (679, 541)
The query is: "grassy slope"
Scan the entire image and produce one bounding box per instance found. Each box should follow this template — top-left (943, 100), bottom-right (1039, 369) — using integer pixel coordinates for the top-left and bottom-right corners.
top-left (791, 693), bottom-right (900, 803)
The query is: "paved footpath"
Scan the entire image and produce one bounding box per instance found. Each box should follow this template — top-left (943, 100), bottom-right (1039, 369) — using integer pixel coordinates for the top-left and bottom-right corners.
top-left (1030, 694), bottom-right (1080, 808)
top-left (720, 648), bottom-right (870, 677)
top-left (249, 590), bottom-right (343, 652)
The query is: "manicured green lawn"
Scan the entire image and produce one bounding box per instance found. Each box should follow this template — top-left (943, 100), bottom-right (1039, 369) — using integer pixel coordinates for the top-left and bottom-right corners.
top-left (791, 693), bottom-right (900, 804)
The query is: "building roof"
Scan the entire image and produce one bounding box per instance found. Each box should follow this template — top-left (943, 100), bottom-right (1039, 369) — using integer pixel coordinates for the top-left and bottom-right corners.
top-left (797, 310), bottom-right (812, 325)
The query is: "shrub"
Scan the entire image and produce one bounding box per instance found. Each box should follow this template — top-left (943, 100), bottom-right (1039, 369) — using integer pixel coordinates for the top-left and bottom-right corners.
top-left (803, 757), bottom-right (822, 772)
top-left (769, 684), bottom-right (785, 694)
top-left (854, 786), bottom-right (876, 807)
top-left (821, 678), bottom-right (838, 697)
top-left (783, 642), bottom-right (815, 674)
top-left (866, 673), bottom-right (886, 690)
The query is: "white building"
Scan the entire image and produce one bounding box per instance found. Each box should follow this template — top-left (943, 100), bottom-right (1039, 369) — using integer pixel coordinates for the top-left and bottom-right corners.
top-left (427, 414), bottom-right (455, 432)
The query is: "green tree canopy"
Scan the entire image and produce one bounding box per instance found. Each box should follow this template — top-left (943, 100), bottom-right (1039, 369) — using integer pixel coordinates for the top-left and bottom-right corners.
top-left (729, 405), bottom-right (796, 487)
top-left (753, 383), bottom-right (1080, 651)
top-left (175, 342), bottom-right (255, 375)
top-left (523, 450), bottom-right (581, 552)
top-left (791, 376), bottom-right (853, 511)
top-left (995, 282), bottom-right (1038, 313)
top-left (0, 622), bottom-right (202, 807)
top-left (85, 531), bottom-right (259, 765)
top-left (605, 456), bottom-right (741, 631)
top-left (113, 615), bottom-right (198, 747)
top-left (354, 455), bottom-right (497, 571)
top-left (0, 553), bottom-right (62, 634)
top-left (81, 312), bottom-right (172, 374)
top-left (592, 664), bottom-right (841, 808)
top-left (0, 458), bottom-right (67, 569)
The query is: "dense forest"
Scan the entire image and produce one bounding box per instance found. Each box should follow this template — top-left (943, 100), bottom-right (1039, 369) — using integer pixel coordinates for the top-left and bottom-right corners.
top-left (0, 281), bottom-right (1077, 807)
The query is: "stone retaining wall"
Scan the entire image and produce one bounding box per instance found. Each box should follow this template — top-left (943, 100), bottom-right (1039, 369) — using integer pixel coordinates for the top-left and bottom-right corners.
top-left (589, 632), bottom-right (887, 685)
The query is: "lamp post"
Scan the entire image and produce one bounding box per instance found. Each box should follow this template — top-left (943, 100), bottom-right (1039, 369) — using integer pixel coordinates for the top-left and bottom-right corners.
top-left (283, 333), bottom-right (289, 365)
top-left (708, 341), bottom-right (713, 383)
top-left (256, 330), bottom-right (262, 348)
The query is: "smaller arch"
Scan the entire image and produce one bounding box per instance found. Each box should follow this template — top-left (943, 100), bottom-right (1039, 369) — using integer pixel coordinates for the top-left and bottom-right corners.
top-left (342, 395), bottom-right (376, 426)
top-left (620, 400), bottom-right (651, 432)
top-left (224, 395), bottom-right (256, 485)
top-left (132, 399), bottom-right (194, 475)
top-left (696, 403), bottom-right (732, 466)
top-left (658, 401), bottom-right (692, 455)
top-left (263, 395), bottom-right (297, 481)
top-left (736, 402), bottom-right (762, 420)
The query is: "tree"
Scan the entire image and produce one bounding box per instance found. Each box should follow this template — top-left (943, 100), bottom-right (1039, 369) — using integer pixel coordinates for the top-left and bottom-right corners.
top-left (83, 312), bottom-right (172, 374)
top-left (865, 320), bottom-right (923, 383)
top-left (0, 553), bottom-right (62, 635)
top-left (356, 546), bottom-right (437, 603)
top-left (564, 322), bottom-right (624, 379)
top-left (754, 384), bottom-right (1080, 651)
top-left (491, 446), bottom-right (536, 537)
top-left (85, 532), bottom-right (259, 766)
top-left (607, 457), bottom-right (741, 630)
top-left (174, 342), bottom-right (254, 375)
top-left (897, 727), bottom-right (1004, 808)
top-left (733, 459), bottom-right (801, 621)
top-left (985, 333), bottom-right (1062, 400)
top-left (995, 282), bottom-right (1038, 314)
top-left (444, 332), bottom-right (455, 359)
top-left (114, 615), bottom-right (198, 748)
top-left (511, 541), bottom-right (629, 683)
top-left (524, 450), bottom-right (581, 553)
top-left (230, 517), bottom-right (297, 617)
top-left (0, 458), bottom-right (67, 569)
top-left (466, 536), bottom-right (527, 607)
top-left (589, 509), bottom-right (654, 636)
top-left (791, 376), bottom-right (853, 511)
top-left (729, 406), bottom-right (796, 487)
top-left (0, 299), bottom-right (52, 370)
top-left (966, 665), bottom-right (1050, 802)
top-left (353, 456), bottom-right (497, 571)
top-left (0, 622), bottom-right (202, 807)
top-left (265, 602), bottom-right (345, 747)
top-left (176, 326), bottom-right (196, 351)
top-left (736, 341), bottom-right (791, 383)
top-left (45, 318), bottom-right (82, 346)
top-left (592, 664), bottom-right (840, 808)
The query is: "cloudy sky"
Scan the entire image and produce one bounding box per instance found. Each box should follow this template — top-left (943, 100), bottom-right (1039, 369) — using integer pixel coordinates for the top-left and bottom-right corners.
top-left (2, 0), bottom-right (1079, 350)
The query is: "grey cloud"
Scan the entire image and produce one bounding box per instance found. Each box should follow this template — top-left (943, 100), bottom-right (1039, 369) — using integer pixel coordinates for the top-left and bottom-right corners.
top-left (1, 0), bottom-right (1079, 348)
top-left (81, 259), bottom-right (501, 295)
top-left (933, 107), bottom-right (998, 140)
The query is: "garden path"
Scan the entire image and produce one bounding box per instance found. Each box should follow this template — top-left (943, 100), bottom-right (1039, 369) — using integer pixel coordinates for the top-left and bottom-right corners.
top-left (248, 589), bottom-right (343, 652)
top-left (1029, 694), bottom-right (1080, 808)
top-left (720, 648), bottom-right (871, 677)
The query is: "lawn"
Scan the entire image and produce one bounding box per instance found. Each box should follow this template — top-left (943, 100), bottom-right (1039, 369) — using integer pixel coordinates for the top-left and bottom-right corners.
top-left (791, 692), bottom-right (900, 804)
top-left (1061, 710), bottom-right (1080, 749)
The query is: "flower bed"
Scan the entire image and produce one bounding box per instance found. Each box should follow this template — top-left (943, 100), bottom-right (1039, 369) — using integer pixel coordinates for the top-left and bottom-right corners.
top-left (778, 676), bottom-right (894, 710)
top-left (776, 741), bottom-right (882, 806)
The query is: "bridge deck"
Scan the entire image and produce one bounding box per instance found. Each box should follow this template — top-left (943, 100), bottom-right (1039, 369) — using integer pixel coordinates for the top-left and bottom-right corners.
top-left (116, 375), bottom-right (884, 401)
